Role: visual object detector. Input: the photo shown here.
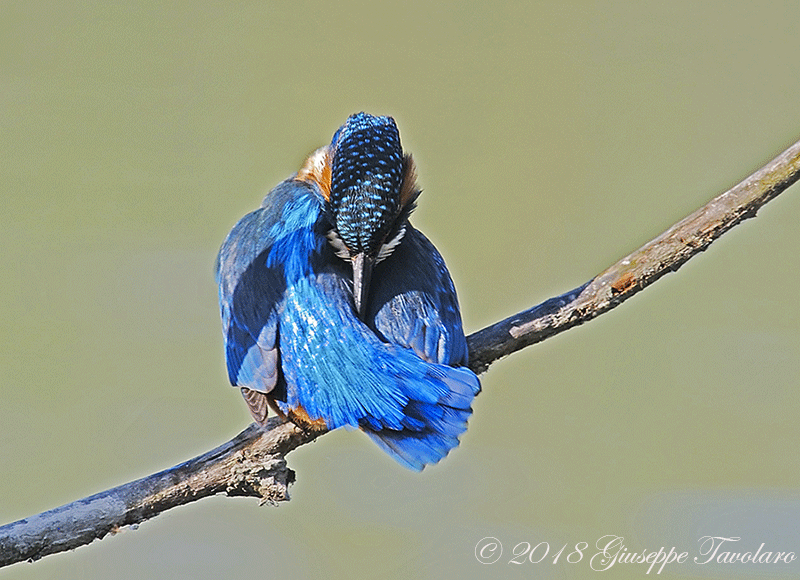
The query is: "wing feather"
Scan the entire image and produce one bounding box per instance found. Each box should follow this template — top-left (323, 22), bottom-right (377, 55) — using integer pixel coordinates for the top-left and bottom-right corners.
top-left (368, 226), bottom-right (469, 367)
top-left (216, 179), bottom-right (322, 420)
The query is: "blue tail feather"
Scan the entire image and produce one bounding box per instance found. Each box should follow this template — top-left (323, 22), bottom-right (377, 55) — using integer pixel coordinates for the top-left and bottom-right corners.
top-left (359, 365), bottom-right (480, 471)
top-left (363, 426), bottom-right (462, 472)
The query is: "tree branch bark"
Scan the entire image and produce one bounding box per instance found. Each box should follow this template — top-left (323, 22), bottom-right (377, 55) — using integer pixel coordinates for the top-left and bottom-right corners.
top-left (2, 136), bottom-right (799, 568)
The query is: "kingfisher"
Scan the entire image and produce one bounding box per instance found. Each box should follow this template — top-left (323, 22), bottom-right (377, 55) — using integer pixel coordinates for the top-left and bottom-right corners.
top-left (215, 112), bottom-right (480, 470)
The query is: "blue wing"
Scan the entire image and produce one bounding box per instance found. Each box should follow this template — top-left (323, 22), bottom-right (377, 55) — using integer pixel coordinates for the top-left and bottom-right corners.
top-left (368, 226), bottom-right (469, 367)
top-left (215, 179), bottom-right (321, 421)
top-left (217, 179), bottom-right (480, 470)
top-left (359, 226), bottom-right (480, 469)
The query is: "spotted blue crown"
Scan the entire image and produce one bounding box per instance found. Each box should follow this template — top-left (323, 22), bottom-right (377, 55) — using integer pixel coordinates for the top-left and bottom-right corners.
top-left (327, 112), bottom-right (405, 257)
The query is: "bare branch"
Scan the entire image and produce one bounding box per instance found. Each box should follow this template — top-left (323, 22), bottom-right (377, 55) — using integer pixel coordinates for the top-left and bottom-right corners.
top-left (0, 418), bottom-right (315, 567)
top-left (467, 136), bottom-right (800, 373)
top-left (2, 136), bottom-right (799, 568)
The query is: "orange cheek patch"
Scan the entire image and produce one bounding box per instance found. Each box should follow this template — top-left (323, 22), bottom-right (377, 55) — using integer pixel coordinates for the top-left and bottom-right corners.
top-left (296, 146), bottom-right (332, 201)
top-left (399, 154), bottom-right (420, 207)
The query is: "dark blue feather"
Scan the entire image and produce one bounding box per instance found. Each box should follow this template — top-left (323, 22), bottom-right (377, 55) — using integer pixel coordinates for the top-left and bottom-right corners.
top-left (368, 225), bottom-right (469, 367)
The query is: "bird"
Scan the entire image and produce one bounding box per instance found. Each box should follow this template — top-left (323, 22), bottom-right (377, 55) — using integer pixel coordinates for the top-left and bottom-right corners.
top-left (215, 112), bottom-right (480, 470)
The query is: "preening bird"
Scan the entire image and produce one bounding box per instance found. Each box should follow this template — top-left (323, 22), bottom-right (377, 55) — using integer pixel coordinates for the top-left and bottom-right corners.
top-left (216, 112), bottom-right (480, 470)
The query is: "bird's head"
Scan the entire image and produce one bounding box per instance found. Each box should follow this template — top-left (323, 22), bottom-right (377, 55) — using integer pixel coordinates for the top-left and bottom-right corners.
top-left (317, 112), bottom-right (419, 320)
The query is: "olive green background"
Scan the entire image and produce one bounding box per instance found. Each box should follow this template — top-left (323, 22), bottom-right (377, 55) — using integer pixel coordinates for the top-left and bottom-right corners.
top-left (2, 2), bottom-right (800, 579)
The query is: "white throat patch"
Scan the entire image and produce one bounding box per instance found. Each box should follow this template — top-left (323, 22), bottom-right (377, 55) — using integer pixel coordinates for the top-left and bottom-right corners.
top-left (326, 225), bottom-right (406, 264)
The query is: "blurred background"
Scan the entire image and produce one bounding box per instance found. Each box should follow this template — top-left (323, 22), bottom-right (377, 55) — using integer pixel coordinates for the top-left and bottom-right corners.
top-left (2, 2), bottom-right (800, 578)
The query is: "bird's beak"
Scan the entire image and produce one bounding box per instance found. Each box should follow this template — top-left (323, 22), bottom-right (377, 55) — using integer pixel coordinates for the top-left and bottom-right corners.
top-left (351, 252), bottom-right (374, 321)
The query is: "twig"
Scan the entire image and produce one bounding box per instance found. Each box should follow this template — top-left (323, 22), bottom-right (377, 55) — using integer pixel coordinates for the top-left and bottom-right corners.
top-left (467, 136), bottom-right (800, 373)
top-left (2, 136), bottom-right (799, 568)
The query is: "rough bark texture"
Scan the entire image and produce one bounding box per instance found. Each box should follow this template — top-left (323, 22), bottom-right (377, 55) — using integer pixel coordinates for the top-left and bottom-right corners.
top-left (2, 136), bottom-right (799, 568)
top-left (0, 419), bottom-right (314, 566)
